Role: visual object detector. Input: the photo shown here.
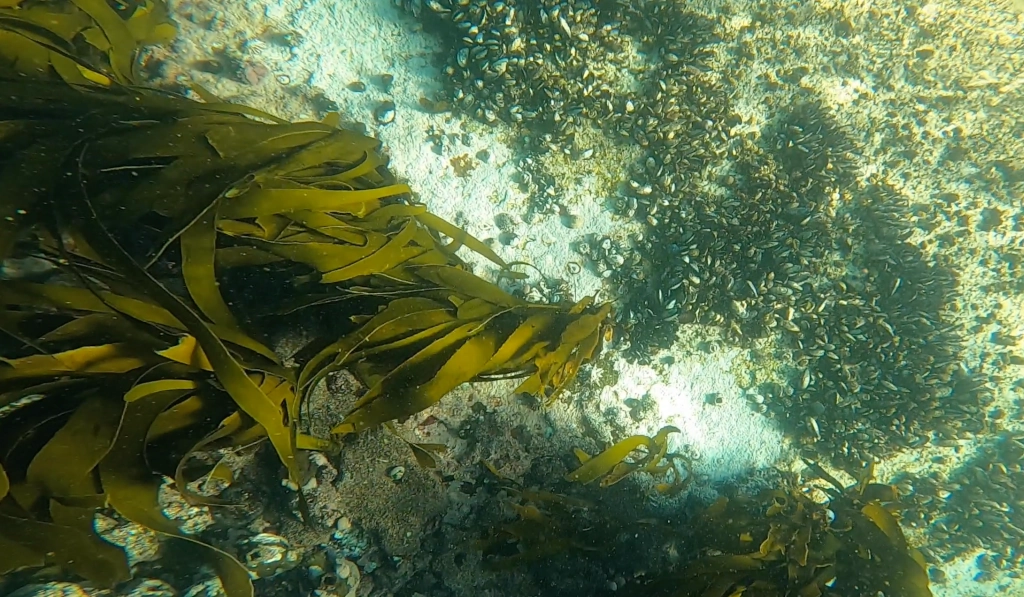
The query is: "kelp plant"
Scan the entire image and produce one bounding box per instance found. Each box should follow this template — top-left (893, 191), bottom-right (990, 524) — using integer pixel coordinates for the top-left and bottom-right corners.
top-left (484, 458), bottom-right (932, 597)
top-left (627, 461), bottom-right (932, 597)
top-left (0, 1), bottom-right (610, 594)
top-left (478, 426), bottom-right (692, 569)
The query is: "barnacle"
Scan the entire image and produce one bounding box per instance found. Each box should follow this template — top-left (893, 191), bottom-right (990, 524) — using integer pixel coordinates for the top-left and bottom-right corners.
top-left (0, 1), bottom-right (611, 592)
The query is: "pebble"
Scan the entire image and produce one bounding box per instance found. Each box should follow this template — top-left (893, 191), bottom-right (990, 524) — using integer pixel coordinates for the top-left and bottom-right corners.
top-left (387, 465), bottom-right (406, 482)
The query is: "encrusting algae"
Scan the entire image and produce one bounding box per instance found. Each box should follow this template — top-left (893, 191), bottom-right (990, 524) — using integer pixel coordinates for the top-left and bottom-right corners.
top-left (0, 1), bottom-right (609, 594)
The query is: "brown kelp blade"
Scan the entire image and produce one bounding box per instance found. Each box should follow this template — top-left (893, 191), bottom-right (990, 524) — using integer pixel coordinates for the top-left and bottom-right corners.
top-left (1, 1), bottom-right (612, 592)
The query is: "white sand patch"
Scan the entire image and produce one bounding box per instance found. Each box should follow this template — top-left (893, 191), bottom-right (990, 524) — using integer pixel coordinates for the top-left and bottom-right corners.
top-left (593, 350), bottom-right (791, 483)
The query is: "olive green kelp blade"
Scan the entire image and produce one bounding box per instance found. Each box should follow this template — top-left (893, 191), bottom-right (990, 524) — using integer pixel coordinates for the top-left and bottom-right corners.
top-left (1, 1), bottom-right (611, 593)
top-left (0, 0), bottom-right (176, 85)
top-left (620, 463), bottom-right (932, 597)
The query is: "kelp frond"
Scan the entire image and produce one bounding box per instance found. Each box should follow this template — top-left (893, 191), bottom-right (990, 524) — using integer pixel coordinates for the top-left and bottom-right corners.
top-left (0, 1), bottom-right (611, 593)
top-left (477, 462), bottom-right (600, 569)
top-left (0, 0), bottom-right (175, 86)
top-left (485, 455), bottom-right (931, 597)
top-left (565, 425), bottom-right (690, 493)
top-left (633, 461), bottom-right (932, 597)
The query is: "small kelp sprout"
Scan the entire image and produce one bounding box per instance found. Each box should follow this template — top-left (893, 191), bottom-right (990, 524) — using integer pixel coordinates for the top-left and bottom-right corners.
top-left (0, 1), bottom-right (610, 594)
top-left (565, 425), bottom-right (691, 494)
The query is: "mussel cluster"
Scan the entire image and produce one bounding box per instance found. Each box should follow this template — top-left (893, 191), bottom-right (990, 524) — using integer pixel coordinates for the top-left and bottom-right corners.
top-left (897, 432), bottom-right (1024, 578)
top-left (396, 0), bottom-right (989, 466)
top-left (395, 0), bottom-right (724, 214)
top-left (397, 0), bottom-right (627, 142)
top-left (607, 88), bottom-right (987, 464)
top-left (621, 99), bottom-right (987, 463)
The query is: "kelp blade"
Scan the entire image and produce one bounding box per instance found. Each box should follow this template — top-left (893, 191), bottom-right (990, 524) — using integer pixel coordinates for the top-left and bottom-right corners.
top-left (0, 1), bottom-right (612, 591)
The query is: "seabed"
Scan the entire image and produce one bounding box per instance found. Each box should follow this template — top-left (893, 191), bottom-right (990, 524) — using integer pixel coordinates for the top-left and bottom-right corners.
top-left (2, 0), bottom-right (1023, 596)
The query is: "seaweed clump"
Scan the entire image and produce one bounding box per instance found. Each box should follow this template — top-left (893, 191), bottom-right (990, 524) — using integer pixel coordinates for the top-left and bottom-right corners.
top-left (0, 1), bottom-right (610, 594)
top-left (633, 462), bottom-right (933, 597)
top-left (484, 458), bottom-right (932, 597)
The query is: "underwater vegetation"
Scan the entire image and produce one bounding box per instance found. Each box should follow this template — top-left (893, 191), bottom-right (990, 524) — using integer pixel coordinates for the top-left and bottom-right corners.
top-left (0, 1), bottom-right (610, 593)
top-left (0, 2), bottom-right (978, 597)
top-left (481, 457), bottom-right (932, 597)
top-left (564, 425), bottom-right (689, 492)
top-left (475, 429), bottom-right (690, 576)
top-left (627, 461), bottom-right (933, 597)
top-left (0, 0), bottom-right (176, 85)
